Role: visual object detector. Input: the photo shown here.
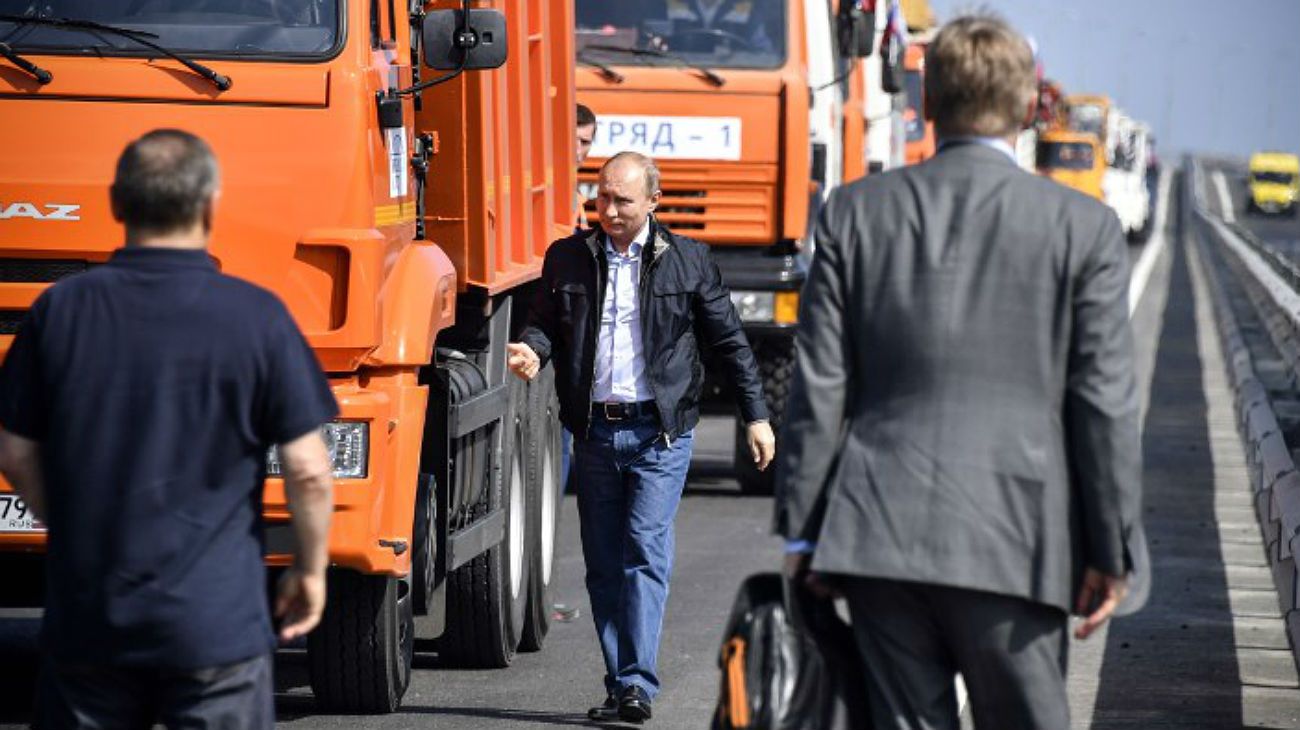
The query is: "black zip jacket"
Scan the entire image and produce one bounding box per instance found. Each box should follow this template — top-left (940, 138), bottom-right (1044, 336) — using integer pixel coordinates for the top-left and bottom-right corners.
top-left (520, 219), bottom-right (768, 440)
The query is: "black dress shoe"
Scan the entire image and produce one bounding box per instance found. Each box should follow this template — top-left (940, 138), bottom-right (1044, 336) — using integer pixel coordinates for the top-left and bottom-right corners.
top-left (587, 693), bottom-right (620, 722)
top-left (618, 685), bottom-right (653, 723)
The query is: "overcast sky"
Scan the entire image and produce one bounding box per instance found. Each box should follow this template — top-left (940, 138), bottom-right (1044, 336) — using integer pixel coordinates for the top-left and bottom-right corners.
top-left (927, 0), bottom-right (1300, 161)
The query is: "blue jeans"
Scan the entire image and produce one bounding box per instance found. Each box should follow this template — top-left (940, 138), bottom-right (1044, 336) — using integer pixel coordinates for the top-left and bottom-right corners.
top-left (574, 413), bottom-right (694, 701)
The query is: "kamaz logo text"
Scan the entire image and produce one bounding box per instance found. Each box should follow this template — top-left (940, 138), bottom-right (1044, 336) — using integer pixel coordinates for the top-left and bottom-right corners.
top-left (0, 202), bottom-right (81, 222)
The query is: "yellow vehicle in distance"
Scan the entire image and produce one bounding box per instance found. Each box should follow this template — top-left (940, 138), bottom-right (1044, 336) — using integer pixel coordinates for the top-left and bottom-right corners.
top-left (1037, 129), bottom-right (1105, 202)
top-left (1248, 152), bottom-right (1300, 216)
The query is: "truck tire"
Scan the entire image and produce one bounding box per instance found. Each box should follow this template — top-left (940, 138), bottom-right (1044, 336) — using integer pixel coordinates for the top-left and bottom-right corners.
top-left (1127, 211), bottom-right (1152, 243)
top-left (411, 473), bottom-right (436, 624)
top-left (734, 338), bottom-right (796, 495)
top-left (520, 364), bottom-right (563, 651)
top-left (436, 377), bottom-right (530, 668)
top-left (308, 568), bottom-right (413, 713)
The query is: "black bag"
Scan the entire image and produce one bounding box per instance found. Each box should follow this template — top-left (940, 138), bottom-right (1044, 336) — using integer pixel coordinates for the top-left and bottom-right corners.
top-left (712, 573), bottom-right (871, 730)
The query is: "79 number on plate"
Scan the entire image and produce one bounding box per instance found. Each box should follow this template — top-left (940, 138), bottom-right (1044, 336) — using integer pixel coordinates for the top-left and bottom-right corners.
top-left (0, 494), bottom-right (41, 532)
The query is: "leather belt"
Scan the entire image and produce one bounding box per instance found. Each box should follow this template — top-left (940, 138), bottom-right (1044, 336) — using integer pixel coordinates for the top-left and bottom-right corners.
top-left (592, 400), bottom-right (656, 421)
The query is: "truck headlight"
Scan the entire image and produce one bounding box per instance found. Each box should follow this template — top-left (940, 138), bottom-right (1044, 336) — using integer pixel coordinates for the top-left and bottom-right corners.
top-left (267, 421), bottom-right (369, 479)
top-left (730, 291), bottom-right (775, 322)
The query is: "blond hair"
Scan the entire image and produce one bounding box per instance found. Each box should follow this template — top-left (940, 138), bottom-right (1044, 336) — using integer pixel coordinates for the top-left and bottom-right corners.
top-left (924, 14), bottom-right (1036, 138)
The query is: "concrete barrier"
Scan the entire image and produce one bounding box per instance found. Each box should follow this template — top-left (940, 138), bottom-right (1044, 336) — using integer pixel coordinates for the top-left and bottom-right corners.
top-left (1187, 155), bottom-right (1300, 671)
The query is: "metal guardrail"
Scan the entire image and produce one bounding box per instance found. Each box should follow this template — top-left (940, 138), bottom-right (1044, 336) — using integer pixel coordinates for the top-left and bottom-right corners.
top-left (1188, 155), bottom-right (1300, 667)
top-left (1224, 220), bottom-right (1300, 295)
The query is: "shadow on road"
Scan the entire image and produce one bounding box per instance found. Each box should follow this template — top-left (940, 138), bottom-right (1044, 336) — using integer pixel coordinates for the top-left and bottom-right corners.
top-left (402, 705), bottom-right (607, 727)
top-left (1089, 215), bottom-right (1243, 726)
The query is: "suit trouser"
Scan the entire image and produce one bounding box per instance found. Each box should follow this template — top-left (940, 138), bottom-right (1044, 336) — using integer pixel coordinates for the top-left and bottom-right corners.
top-left (841, 577), bottom-right (1070, 730)
top-left (35, 653), bottom-right (273, 730)
top-left (573, 412), bottom-right (694, 701)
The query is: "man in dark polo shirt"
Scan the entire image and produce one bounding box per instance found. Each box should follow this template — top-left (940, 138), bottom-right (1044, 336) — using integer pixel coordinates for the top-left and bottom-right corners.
top-left (0, 129), bottom-right (339, 729)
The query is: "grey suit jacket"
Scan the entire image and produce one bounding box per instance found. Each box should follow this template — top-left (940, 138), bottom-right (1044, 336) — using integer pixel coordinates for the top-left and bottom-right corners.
top-left (774, 142), bottom-right (1143, 613)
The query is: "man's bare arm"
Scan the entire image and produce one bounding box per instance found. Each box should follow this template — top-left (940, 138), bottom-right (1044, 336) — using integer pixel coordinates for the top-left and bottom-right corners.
top-left (0, 428), bottom-right (45, 522)
top-left (274, 429), bottom-right (334, 641)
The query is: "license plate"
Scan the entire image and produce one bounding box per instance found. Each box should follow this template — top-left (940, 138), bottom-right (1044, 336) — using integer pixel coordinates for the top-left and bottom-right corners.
top-left (0, 494), bottom-right (43, 532)
top-left (589, 114), bottom-right (742, 161)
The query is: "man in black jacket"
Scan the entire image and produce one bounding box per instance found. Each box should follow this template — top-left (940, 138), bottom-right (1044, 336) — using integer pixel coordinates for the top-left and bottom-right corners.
top-left (510, 151), bottom-right (774, 723)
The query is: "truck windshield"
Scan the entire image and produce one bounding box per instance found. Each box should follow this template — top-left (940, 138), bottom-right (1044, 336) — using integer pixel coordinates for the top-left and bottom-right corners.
top-left (904, 70), bottom-right (926, 142)
top-left (0, 0), bottom-right (340, 58)
top-left (1038, 141), bottom-right (1096, 171)
top-left (574, 0), bottom-right (786, 70)
top-left (1069, 105), bottom-right (1105, 137)
top-left (1253, 171), bottom-right (1296, 186)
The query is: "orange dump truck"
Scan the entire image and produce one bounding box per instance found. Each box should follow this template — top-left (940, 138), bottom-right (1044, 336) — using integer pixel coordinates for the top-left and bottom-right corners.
top-left (0, 0), bottom-right (572, 713)
top-left (572, 0), bottom-right (874, 493)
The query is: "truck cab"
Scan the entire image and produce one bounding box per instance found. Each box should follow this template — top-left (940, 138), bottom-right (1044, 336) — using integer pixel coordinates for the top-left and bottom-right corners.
top-left (1248, 152), bottom-right (1300, 216)
top-left (1064, 94), bottom-right (1118, 164)
top-left (572, 0), bottom-right (871, 492)
top-left (0, 0), bottom-right (573, 713)
top-left (1061, 94), bottom-right (1151, 240)
top-left (1037, 129), bottom-right (1105, 201)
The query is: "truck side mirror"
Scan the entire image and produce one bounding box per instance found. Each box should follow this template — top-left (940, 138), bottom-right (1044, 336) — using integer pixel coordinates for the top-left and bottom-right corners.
top-left (422, 8), bottom-right (507, 71)
top-left (837, 5), bottom-right (875, 58)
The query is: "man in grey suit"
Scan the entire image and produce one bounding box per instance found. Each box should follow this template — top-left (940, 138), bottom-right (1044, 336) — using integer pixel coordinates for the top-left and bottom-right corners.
top-left (774, 15), bottom-right (1143, 730)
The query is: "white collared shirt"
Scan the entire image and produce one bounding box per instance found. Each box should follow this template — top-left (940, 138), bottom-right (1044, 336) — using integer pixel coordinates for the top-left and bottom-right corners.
top-left (592, 220), bottom-right (654, 403)
top-left (938, 135), bottom-right (1018, 163)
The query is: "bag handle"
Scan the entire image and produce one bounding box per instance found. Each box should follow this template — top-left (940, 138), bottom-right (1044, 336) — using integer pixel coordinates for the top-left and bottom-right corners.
top-left (718, 637), bottom-right (752, 728)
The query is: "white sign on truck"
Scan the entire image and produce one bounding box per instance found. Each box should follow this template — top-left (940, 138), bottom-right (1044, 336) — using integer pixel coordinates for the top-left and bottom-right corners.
top-left (590, 115), bottom-right (742, 161)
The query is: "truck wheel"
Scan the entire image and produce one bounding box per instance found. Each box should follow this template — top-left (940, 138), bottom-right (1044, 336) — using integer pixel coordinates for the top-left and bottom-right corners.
top-left (734, 338), bottom-right (796, 495)
top-left (437, 378), bottom-right (530, 668)
top-left (308, 568), bottom-right (413, 713)
top-left (520, 365), bottom-right (563, 651)
top-left (411, 473), bottom-right (436, 630)
top-left (1127, 213), bottom-right (1152, 243)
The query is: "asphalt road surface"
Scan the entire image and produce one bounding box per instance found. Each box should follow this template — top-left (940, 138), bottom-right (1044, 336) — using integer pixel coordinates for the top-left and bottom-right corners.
top-left (1205, 159), bottom-right (1300, 263)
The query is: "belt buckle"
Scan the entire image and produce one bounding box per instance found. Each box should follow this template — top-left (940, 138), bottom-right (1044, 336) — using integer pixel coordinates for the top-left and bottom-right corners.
top-left (603, 402), bottom-right (624, 421)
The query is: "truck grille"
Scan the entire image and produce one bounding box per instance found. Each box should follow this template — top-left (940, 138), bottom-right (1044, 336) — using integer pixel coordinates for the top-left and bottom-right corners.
top-left (582, 184), bottom-right (776, 243)
top-left (0, 311), bottom-right (26, 335)
top-left (0, 259), bottom-right (94, 337)
top-left (0, 258), bottom-right (90, 283)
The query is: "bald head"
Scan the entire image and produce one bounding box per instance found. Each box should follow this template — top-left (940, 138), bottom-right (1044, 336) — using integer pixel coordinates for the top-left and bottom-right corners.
top-left (602, 151), bottom-right (660, 197)
top-left (597, 152), bottom-right (661, 250)
top-left (111, 129), bottom-right (219, 244)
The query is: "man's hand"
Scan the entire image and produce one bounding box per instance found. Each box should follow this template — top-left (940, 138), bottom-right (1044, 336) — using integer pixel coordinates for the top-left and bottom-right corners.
top-left (1074, 567), bottom-right (1127, 640)
top-left (275, 567), bottom-right (327, 642)
top-left (0, 428), bottom-right (45, 523)
top-left (783, 549), bottom-right (838, 599)
top-left (746, 420), bottom-right (776, 471)
top-left (507, 342), bottom-right (541, 381)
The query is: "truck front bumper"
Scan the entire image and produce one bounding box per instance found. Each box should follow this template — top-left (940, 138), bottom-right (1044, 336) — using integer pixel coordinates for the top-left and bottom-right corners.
top-left (711, 245), bottom-right (806, 337)
top-left (0, 373), bottom-right (428, 580)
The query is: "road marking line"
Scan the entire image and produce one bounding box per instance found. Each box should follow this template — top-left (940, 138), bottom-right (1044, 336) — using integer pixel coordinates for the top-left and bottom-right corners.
top-left (1208, 216), bottom-right (1300, 324)
top-left (1212, 169), bottom-right (1236, 223)
top-left (1128, 168), bottom-right (1174, 317)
